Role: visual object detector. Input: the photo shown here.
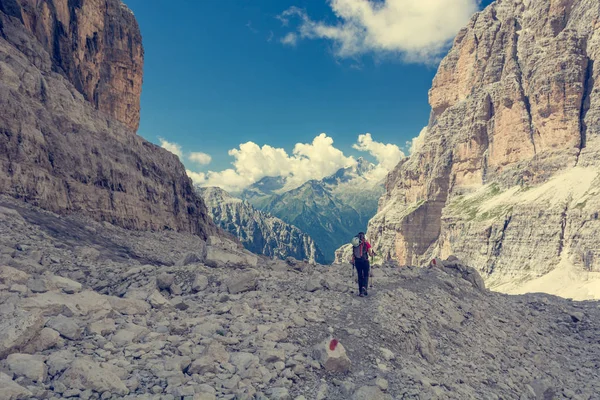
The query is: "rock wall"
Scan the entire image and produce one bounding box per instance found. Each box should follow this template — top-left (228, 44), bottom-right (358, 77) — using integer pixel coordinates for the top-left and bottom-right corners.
top-left (1, 0), bottom-right (143, 131)
top-left (0, 2), bottom-right (217, 239)
top-left (200, 187), bottom-right (324, 263)
top-left (368, 0), bottom-right (600, 295)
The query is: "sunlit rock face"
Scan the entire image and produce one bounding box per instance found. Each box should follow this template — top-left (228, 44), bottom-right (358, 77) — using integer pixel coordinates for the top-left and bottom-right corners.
top-left (368, 0), bottom-right (600, 299)
top-left (0, 0), bottom-right (217, 238)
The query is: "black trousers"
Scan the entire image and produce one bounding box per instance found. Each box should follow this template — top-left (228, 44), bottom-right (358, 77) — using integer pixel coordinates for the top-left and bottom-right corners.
top-left (355, 258), bottom-right (370, 292)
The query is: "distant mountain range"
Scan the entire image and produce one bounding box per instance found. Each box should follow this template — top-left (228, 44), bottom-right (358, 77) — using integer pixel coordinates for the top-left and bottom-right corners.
top-left (199, 187), bottom-right (324, 263)
top-left (241, 158), bottom-right (385, 263)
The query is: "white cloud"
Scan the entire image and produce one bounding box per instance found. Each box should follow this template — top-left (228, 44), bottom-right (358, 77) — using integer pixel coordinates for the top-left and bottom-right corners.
top-left (189, 152), bottom-right (212, 165)
top-left (189, 133), bottom-right (405, 193)
top-left (281, 32), bottom-right (299, 46)
top-left (279, 0), bottom-right (479, 62)
top-left (159, 138), bottom-right (183, 159)
top-left (353, 133), bottom-right (405, 170)
top-left (407, 126), bottom-right (427, 155)
top-left (186, 170), bottom-right (207, 185)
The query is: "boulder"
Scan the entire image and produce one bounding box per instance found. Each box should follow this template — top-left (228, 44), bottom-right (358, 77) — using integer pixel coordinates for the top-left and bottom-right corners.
top-left (47, 275), bottom-right (82, 294)
top-left (193, 274), bottom-right (209, 292)
top-left (205, 246), bottom-right (258, 269)
top-left (0, 372), bottom-right (32, 400)
top-left (7, 353), bottom-right (47, 382)
top-left (88, 319), bottom-right (116, 336)
top-left (313, 338), bottom-right (351, 373)
top-left (147, 290), bottom-right (170, 309)
top-left (47, 315), bottom-right (83, 340)
top-left (27, 278), bottom-right (49, 293)
top-left (107, 296), bottom-right (151, 315)
top-left (0, 266), bottom-right (30, 285)
top-left (225, 269), bottom-right (259, 294)
top-left (156, 273), bottom-right (175, 290)
top-left (0, 311), bottom-right (46, 358)
top-left (352, 386), bottom-right (392, 400)
top-left (178, 248), bottom-right (206, 266)
top-left (442, 258), bottom-right (486, 291)
top-left (22, 328), bottom-right (61, 353)
top-left (59, 358), bottom-right (129, 395)
top-left (267, 387), bottom-right (291, 400)
top-left (305, 277), bottom-right (324, 292)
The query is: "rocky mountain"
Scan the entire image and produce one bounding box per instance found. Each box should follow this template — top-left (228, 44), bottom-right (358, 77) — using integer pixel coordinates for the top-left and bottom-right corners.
top-left (1, 197), bottom-right (600, 399)
top-left (367, 0), bottom-right (600, 299)
top-left (0, 0), bottom-right (216, 238)
top-left (243, 158), bottom-right (384, 263)
top-left (198, 187), bottom-right (324, 263)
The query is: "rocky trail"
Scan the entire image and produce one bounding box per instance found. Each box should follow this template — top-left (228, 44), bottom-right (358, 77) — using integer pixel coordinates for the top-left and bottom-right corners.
top-left (1, 196), bottom-right (600, 400)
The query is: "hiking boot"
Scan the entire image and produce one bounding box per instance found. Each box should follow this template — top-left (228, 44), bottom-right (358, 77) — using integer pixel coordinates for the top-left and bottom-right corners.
top-left (362, 287), bottom-right (368, 296)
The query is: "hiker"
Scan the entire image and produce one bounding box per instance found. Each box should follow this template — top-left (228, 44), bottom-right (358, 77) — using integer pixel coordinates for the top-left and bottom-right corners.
top-left (352, 232), bottom-right (374, 297)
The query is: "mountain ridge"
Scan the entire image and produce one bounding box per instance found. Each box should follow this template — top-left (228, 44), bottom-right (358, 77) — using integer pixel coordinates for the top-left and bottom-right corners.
top-left (242, 157), bottom-right (385, 262)
top-left (199, 186), bottom-right (325, 263)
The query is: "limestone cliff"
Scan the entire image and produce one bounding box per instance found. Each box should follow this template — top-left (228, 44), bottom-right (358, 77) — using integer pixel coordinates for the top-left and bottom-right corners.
top-left (1, 0), bottom-right (143, 131)
top-left (369, 0), bottom-right (600, 298)
top-left (0, 1), bottom-right (217, 239)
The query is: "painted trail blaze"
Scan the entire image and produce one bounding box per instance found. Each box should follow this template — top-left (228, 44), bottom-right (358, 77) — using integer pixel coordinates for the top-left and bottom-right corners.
top-left (329, 339), bottom-right (339, 351)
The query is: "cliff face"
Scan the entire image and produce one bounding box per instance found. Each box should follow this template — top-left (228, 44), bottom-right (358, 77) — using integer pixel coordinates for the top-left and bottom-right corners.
top-left (200, 187), bottom-right (324, 263)
top-left (1, 0), bottom-right (143, 131)
top-left (369, 0), bottom-right (600, 298)
top-left (0, 1), bottom-right (217, 239)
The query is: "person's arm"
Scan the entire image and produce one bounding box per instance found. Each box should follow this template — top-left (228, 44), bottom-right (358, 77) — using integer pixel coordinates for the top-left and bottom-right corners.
top-left (367, 241), bottom-right (375, 257)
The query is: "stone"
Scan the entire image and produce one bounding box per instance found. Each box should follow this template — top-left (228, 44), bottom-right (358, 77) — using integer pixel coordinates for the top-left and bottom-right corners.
top-left (27, 278), bottom-right (49, 293)
top-left (379, 348), bottom-right (395, 361)
top-left (192, 275), bottom-right (209, 292)
top-left (107, 296), bottom-right (150, 315)
top-left (22, 328), bottom-right (61, 353)
top-left (266, 387), bottom-right (291, 400)
top-left (47, 275), bottom-right (82, 294)
top-left (0, 311), bottom-right (46, 358)
top-left (205, 246), bottom-right (258, 269)
top-left (0, 372), bottom-right (32, 400)
top-left (179, 250), bottom-right (205, 266)
top-left (59, 358), bottom-right (129, 396)
top-left (313, 338), bottom-right (351, 373)
top-left (147, 290), bottom-right (170, 309)
top-left (0, 266), bottom-right (30, 285)
top-left (8, 284), bottom-right (27, 294)
top-left (88, 319), bottom-right (117, 336)
top-left (352, 386), bottom-right (392, 400)
top-left (375, 378), bottom-right (389, 391)
top-left (225, 270), bottom-right (259, 294)
top-left (47, 315), bottom-right (83, 340)
top-left (7, 353), bottom-right (47, 382)
top-left (157, 273), bottom-right (175, 290)
top-left (305, 277), bottom-right (324, 292)
top-left (194, 394), bottom-right (216, 400)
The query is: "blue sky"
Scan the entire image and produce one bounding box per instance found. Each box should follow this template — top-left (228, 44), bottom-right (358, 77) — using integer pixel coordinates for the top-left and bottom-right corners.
top-left (124, 0), bottom-right (493, 191)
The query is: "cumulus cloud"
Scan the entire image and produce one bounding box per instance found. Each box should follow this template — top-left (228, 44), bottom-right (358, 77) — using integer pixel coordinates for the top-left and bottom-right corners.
top-left (279, 0), bottom-right (479, 62)
top-left (407, 126), bottom-right (428, 155)
top-left (189, 133), bottom-right (406, 193)
top-left (189, 152), bottom-right (212, 165)
top-left (353, 133), bottom-right (405, 170)
top-left (159, 138), bottom-right (183, 159)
